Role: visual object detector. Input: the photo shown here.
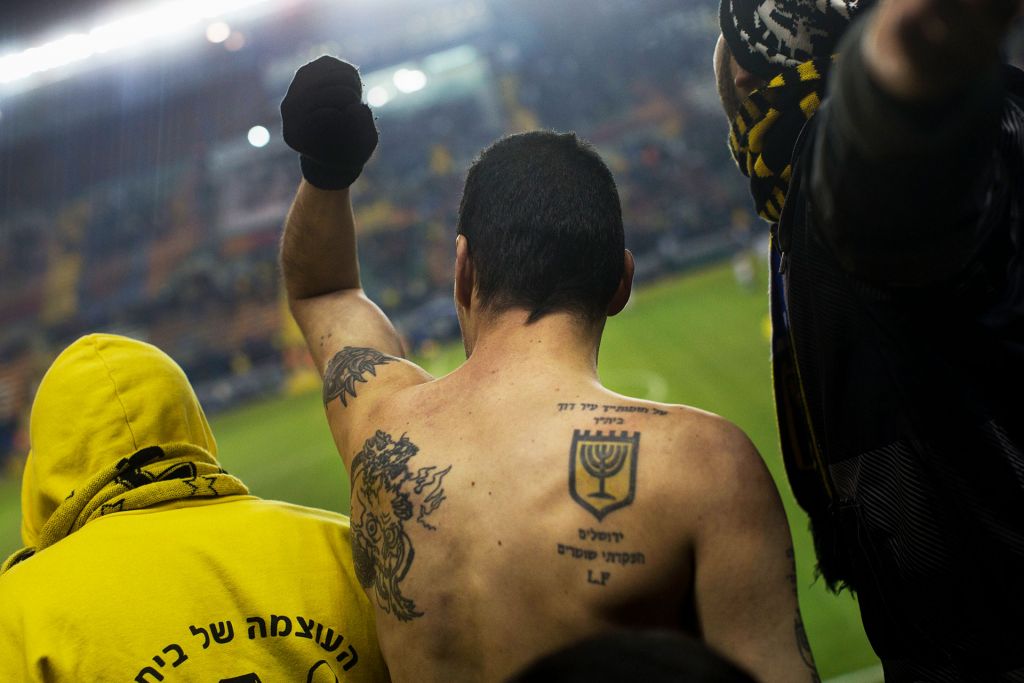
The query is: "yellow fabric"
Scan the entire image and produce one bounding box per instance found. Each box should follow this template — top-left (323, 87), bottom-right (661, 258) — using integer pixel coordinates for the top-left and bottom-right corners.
top-left (799, 92), bottom-right (821, 118)
top-left (0, 498), bottom-right (389, 682)
top-left (797, 60), bottom-right (821, 82)
top-left (2, 443), bottom-right (249, 573)
top-left (21, 333), bottom-right (217, 547)
top-left (1, 333), bottom-right (389, 681)
top-left (728, 56), bottom-right (835, 221)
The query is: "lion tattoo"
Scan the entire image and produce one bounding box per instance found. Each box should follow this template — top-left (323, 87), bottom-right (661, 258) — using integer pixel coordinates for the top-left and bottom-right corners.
top-left (350, 430), bottom-right (451, 621)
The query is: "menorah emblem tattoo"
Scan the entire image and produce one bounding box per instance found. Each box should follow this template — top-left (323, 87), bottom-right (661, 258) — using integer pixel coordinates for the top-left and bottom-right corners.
top-left (568, 430), bottom-right (640, 521)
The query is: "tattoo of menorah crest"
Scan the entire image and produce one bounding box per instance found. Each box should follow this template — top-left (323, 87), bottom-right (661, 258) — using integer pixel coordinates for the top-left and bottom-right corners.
top-left (568, 430), bottom-right (640, 521)
top-left (581, 442), bottom-right (629, 499)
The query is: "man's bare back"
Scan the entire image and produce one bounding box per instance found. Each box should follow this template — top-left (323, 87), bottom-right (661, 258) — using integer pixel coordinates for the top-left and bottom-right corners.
top-left (278, 64), bottom-right (817, 681)
top-left (310, 318), bottom-right (808, 682)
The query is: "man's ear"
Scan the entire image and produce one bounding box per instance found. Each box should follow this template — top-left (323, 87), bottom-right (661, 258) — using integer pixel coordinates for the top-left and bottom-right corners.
top-left (455, 235), bottom-right (474, 311)
top-left (607, 249), bottom-right (634, 317)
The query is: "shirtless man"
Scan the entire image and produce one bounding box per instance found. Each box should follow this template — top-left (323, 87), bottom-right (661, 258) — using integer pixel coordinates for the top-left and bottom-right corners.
top-left (279, 56), bottom-right (817, 682)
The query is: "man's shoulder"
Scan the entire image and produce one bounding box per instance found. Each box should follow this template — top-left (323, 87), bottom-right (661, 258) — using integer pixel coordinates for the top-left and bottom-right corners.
top-left (639, 402), bottom-right (773, 500)
top-left (642, 400), bottom-right (755, 453)
top-left (245, 498), bottom-right (352, 529)
top-left (141, 496), bottom-right (352, 531)
top-left (0, 499), bottom-right (353, 578)
top-left (197, 498), bottom-right (354, 542)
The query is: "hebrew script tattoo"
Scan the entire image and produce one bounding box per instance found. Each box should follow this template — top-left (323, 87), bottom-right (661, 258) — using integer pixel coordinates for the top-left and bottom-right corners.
top-left (787, 547), bottom-right (820, 682)
top-left (796, 611), bottom-right (820, 682)
top-left (350, 430), bottom-right (451, 621)
top-left (322, 347), bottom-right (393, 408)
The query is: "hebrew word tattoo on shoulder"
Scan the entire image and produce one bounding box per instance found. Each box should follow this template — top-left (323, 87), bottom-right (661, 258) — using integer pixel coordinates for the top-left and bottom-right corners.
top-left (322, 346), bottom-right (393, 408)
top-left (350, 430), bottom-right (451, 622)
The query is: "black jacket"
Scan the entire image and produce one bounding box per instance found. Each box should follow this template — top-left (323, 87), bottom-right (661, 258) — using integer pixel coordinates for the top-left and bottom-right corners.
top-left (771, 18), bottom-right (1024, 681)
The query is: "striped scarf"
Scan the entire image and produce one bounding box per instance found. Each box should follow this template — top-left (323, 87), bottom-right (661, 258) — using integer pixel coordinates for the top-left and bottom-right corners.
top-left (1, 443), bottom-right (248, 574)
top-left (729, 56), bottom-right (834, 222)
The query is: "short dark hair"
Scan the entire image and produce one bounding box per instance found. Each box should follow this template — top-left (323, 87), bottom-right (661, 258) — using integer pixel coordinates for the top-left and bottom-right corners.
top-left (456, 131), bottom-right (624, 324)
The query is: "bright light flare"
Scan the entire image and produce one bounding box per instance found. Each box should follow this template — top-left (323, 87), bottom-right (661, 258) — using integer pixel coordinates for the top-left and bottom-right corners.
top-left (206, 21), bottom-right (232, 44)
top-left (89, 3), bottom-right (198, 55)
top-left (223, 31), bottom-right (246, 52)
top-left (392, 68), bottom-right (427, 94)
top-left (247, 125), bottom-right (270, 148)
top-left (366, 85), bottom-right (390, 107)
top-left (0, 0), bottom-right (274, 87)
top-left (0, 34), bottom-right (94, 84)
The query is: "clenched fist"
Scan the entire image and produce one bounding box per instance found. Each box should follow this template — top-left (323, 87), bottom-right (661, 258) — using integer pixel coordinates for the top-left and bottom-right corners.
top-left (281, 56), bottom-right (379, 190)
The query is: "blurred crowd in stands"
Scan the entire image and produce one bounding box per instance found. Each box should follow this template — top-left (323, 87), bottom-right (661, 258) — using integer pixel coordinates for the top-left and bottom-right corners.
top-left (5, 0), bottom-right (1015, 465)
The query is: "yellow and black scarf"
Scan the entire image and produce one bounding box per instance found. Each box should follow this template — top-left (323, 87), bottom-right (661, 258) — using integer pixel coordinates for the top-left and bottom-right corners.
top-left (1, 443), bottom-right (248, 574)
top-left (729, 56), bottom-right (834, 222)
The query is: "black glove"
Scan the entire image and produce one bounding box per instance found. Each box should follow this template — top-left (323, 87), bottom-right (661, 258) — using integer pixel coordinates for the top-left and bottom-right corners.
top-left (281, 56), bottom-right (378, 190)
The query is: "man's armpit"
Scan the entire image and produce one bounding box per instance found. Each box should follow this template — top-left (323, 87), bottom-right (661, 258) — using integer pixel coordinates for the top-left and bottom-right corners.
top-left (322, 346), bottom-right (395, 408)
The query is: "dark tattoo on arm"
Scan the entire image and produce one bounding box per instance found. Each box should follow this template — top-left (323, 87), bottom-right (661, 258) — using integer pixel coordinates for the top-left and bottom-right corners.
top-left (322, 346), bottom-right (393, 408)
top-left (350, 430), bottom-right (451, 622)
top-left (796, 612), bottom-right (821, 682)
top-left (787, 547), bottom-right (820, 682)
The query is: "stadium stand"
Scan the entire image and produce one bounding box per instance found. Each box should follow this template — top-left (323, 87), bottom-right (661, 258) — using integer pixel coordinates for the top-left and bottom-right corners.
top-left (0, 0), bottom-right (802, 463)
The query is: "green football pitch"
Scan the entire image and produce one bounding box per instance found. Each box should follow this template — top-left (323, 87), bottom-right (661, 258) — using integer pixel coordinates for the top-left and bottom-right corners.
top-left (0, 261), bottom-right (879, 678)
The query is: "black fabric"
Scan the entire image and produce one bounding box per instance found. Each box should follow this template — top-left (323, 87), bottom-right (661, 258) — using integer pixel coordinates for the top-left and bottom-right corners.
top-left (507, 630), bottom-right (756, 683)
top-left (771, 59), bottom-right (1024, 680)
top-left (280, 56), bottom-right (378, 190)
top-left (728, 57), bottom-right (832, 221)
top-left (811, 18), bottom-right (1006, 287)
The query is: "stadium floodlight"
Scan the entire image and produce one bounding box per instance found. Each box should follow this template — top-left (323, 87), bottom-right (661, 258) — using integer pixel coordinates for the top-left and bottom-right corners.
top-left (366, 85), bottom-right (390, 107)
top-left (0, 34), bottom-right (94, 83)
top-left (0, 0), bottom-right (279, 88)
top-left (206, 21), bottom-right (232, 44)
top-left (247, 125), bottom-right (270, 147)
top-left (89, 4), bottom-right (197, 55)
top-left (392, 68), bottom-right (427, 94)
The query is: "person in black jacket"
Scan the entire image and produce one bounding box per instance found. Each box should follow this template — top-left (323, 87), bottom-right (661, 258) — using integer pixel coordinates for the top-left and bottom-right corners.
top-left (714, 0), bottom-right (1024, 679)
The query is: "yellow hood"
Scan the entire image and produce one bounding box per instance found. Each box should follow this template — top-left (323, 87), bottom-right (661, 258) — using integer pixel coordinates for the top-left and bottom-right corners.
top-left (21, 334), bottom-right (216, 547)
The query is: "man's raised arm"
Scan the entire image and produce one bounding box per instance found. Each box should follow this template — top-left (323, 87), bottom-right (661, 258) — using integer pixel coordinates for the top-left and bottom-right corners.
top-left (279, 57), bottom-right (432, 453)
top-left (810, 0), bottom-right (1023, 285)
top-left (279, 56), bottom-right (406, 371)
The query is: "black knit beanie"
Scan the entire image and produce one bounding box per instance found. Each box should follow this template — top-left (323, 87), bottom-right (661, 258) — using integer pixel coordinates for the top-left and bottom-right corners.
top-left (720, 0), bottom-right (876, 78)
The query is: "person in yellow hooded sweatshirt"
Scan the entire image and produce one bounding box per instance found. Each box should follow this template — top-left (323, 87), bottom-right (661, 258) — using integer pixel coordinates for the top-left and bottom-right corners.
top-left (0, 333), bottom-right (389, 683)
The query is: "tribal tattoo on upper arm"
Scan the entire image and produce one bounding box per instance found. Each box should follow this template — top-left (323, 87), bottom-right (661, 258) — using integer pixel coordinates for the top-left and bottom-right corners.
top-left (350, 429), bottom-right (451, 621)
top-left (322, 346), bottom-right (394, 408)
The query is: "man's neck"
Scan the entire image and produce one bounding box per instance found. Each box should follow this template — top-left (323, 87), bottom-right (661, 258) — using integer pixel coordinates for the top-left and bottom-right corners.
top-left (460, 310), bottom-right (604, 381)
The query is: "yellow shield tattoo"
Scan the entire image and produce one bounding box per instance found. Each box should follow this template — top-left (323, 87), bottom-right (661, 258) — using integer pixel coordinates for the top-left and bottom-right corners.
top-left (568, 430), bottom-right (640, 521)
